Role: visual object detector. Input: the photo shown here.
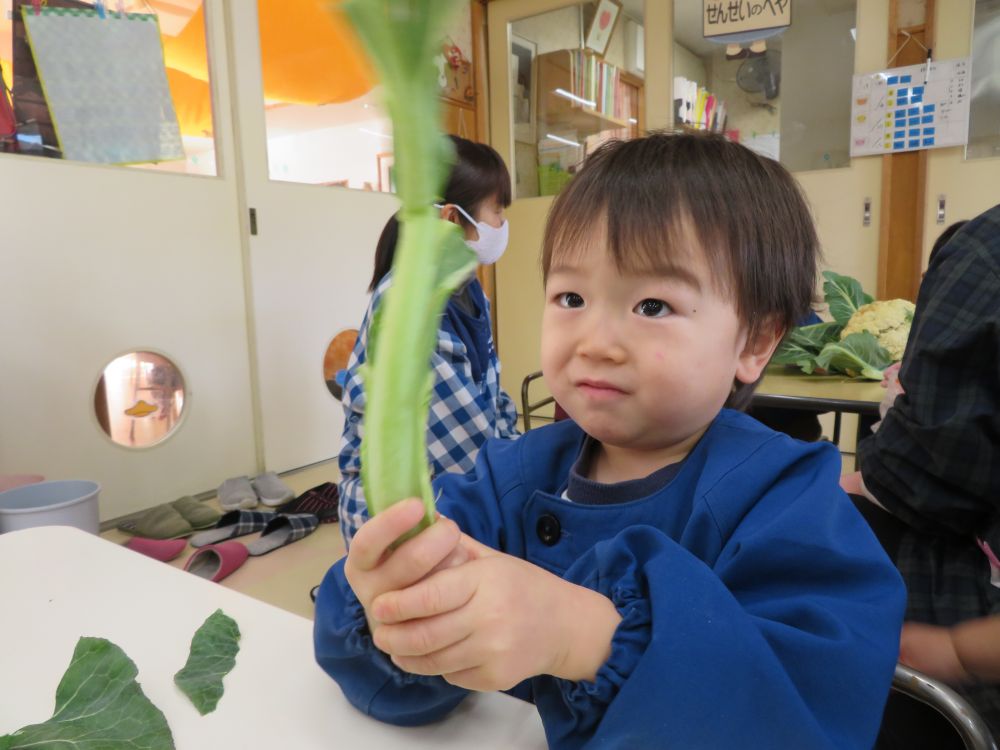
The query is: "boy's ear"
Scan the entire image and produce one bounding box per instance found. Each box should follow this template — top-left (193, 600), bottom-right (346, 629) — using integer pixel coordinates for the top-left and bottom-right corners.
top-left (735, 318), bottom-right (785, 385)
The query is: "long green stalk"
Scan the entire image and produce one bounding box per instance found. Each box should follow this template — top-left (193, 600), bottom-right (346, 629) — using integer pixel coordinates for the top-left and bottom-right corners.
top-left (339, 0), bottom-right (476, 535)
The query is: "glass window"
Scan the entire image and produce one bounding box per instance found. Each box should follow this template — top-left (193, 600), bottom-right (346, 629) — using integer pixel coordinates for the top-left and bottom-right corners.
top-left (968, 0), bottom-right (1000, 160)
top-left (510, 1), bottom-right (644, 199)
top-left (257, 0), bottom-right (478, 190)
top-left (672, 0), bottom-right (856, 171)
top-left (95, 351), bottom-right (186, 448)
top-left (0, 0), bottom-right (217, 175)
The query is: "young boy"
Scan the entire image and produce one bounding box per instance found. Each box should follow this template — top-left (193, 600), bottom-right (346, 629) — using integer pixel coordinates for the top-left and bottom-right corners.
top-left (314, 133), bottom-right (906, 749)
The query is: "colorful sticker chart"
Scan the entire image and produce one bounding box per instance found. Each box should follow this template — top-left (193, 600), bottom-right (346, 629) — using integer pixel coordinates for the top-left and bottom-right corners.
top-left (850, 58), bottom-right (971, 157)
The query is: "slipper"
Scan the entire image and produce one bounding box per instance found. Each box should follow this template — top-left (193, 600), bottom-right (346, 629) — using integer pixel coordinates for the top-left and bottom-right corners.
top-left (217, 476), bottom-right (258, 511)
top-left (117, 503), bottom-right (192, 540)
top-left (246, 513), bottom-right (319, 556)
top-left (170, 496), bottom-right (220, 530)
top-left (274, 482), bottom-right (339, 523)
top-left (189, 510), bottom-right (275, 548)
top-left (252, 472), bottom-right (295, 507)
top-left (124, 536), bottom-right (187, 562)
top-left (184, 542), bottom-right (249, 582)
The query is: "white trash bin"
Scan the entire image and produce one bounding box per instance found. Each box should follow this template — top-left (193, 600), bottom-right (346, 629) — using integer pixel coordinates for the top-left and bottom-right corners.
top-left (0, 480), bottom-right (101, 534)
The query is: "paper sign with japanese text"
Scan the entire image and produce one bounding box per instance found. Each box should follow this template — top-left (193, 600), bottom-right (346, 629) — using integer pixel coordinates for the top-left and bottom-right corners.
top-left (703, 0), bottom-right (791, 39)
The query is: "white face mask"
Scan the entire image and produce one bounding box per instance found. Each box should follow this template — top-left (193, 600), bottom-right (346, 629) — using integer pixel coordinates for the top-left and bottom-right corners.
top-left (441, 204), bottom-right (510, 265)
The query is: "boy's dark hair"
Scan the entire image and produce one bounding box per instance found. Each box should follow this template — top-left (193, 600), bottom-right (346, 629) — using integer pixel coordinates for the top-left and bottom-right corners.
top-left (369, 135), bottom-right (512, 292)
top-left (927, 221), bottom-right (967, 268)
top-left (541, 131), bottom-right (819, 410)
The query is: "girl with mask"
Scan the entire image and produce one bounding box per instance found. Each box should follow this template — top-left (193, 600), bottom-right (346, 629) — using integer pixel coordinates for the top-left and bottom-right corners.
top-left (337, 135), bottom-right (520, 546)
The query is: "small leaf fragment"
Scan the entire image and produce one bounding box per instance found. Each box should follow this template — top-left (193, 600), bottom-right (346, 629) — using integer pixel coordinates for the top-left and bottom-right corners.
top-left (174, 609), bottom-right (241, 716)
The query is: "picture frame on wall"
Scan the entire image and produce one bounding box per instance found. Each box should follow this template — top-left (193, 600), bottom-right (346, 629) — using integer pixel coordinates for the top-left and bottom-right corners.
top-left (585, 0), bottom-right (622, 57)
top-left (510, 34), bottom-right (537, 144)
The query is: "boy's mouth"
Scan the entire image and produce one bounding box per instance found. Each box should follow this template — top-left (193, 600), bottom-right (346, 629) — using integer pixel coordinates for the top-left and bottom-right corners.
top-left (575, 379), bottom-right (628, 399)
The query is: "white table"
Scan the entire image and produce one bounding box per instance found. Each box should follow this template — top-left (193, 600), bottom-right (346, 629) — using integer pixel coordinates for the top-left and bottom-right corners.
top-left (0, 526), bottom-right (547, 749)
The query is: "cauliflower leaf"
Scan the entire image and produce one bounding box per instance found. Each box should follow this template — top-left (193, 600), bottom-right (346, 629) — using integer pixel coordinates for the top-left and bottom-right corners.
top-left (816, 332), bottom-right (893, 381)
top-left (823, 271), bottom-right (874, 326)
top-left (772, 322), bottom-right (843, 374)
top-left (0, 638), bottom-right (174, 750)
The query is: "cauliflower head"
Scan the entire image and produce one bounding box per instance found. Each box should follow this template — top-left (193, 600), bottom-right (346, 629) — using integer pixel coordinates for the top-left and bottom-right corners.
top-left (839, 299), bottom-right (915, 361)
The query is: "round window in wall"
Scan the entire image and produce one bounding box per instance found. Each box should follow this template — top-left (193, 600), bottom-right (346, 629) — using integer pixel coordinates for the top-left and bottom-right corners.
top-left (94, 351), bottom-right (186, 448)
top-left (323, 329), bottom-right (359, 400)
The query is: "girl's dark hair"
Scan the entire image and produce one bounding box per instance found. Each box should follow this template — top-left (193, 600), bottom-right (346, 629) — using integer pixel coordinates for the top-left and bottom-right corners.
top-left (927, 221), bottom-right (967, 267)
top-left (368, 135), bottom-right (512, 292)
top-left (542, 131), bottom-right (820, 410)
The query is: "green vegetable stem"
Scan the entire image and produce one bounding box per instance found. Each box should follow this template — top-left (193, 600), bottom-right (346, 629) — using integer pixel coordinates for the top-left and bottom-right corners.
top-left (340, 0), bottom-right (475, 535)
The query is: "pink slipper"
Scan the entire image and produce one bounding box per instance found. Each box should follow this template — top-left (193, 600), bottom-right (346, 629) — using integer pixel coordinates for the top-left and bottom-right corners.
top-left (183, 541), bottom-right (249, 582)
top-left (124, 536), bottom-right (187, 562)
top-left (0, 474), bottom-right (44, 493)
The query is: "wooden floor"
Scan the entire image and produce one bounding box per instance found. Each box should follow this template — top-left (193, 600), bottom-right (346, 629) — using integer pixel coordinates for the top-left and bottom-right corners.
top-left (101, 461), bottom-right (345, 621)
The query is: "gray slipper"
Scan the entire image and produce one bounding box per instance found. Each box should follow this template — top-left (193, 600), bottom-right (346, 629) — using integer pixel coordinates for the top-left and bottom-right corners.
top-left (251, 472), bottom-right (294, 507)
top-left (217, 476), bottom-right (258, 511)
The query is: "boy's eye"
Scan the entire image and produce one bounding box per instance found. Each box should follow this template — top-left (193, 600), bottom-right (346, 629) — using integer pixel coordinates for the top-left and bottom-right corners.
top-left (557, 292), bottom-right (585, 309)
top-left (634, 298), bottom-right (670, 318)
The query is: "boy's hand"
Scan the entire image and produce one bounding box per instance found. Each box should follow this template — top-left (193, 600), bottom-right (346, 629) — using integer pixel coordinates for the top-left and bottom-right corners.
top-left (344, 499), bottom-right (463, 632)
top-left (370, 535), bottom-right (621, 692)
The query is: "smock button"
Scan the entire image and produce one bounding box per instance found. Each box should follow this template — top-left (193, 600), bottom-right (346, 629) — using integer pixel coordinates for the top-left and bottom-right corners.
top-left (536, 514), bottom-right (561, 546)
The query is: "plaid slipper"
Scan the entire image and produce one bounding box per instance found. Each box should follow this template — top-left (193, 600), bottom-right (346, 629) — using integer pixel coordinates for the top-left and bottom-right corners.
top-left (189, 510), bottom-right (276, 548)
top-left (274, 482), bottom-right (339, 524)
top-left (246, 513), bottom-right (320, 556)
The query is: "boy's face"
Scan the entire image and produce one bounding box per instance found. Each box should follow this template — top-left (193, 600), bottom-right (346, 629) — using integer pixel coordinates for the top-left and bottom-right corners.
top-left (541, 235), bottom-right (776, 462)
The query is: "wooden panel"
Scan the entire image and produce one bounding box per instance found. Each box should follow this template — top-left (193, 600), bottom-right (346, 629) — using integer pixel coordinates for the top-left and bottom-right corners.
top-left (878, 0), bottom-right (935, 302)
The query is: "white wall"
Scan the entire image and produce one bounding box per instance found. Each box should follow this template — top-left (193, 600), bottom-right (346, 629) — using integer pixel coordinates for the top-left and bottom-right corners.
top-left (923, 0), bottom-right (1000, 265)
top-left (673, 42), bottom-right (706, 85)
top-left (266, 117), bottom-right (392, 188)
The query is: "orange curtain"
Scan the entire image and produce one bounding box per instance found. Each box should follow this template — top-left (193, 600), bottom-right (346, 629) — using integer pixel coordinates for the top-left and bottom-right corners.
top-left (162, 0), bottom-right (375, 117)
top-left (166, 68), bottom-right (213, 138)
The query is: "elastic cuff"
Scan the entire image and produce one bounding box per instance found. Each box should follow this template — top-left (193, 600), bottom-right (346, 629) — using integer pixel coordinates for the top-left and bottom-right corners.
top-left (555, 582), bottom-right (652, 711)
top-left (340, 582), bottom-right (450, 687)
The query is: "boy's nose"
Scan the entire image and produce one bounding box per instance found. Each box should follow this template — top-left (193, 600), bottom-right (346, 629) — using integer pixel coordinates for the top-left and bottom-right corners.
top-left (575, 318), bottom-right (627, 363)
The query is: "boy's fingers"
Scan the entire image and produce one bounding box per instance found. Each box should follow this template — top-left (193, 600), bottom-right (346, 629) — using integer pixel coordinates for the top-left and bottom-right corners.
top-left (373, 608), bottom-right (473, 658)
top-left (376, 517), bottom-right (462, 591)
top-left (349, 499), bottom-right (426, 572)
top-left (371, 564), bottom-right (478, 624)
top-left (392, 637), bottom-right (479, 678)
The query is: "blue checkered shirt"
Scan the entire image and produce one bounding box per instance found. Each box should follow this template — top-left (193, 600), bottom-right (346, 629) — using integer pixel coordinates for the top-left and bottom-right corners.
top-left (338, 273), bottom-right (520, 544)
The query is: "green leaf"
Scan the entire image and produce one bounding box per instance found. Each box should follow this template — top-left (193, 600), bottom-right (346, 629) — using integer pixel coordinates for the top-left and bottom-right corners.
top-left (771, 339), bottom-right (819, 374)
top-left (815, 332), bottom-right (893, 380)
top-left (786, 321), bottom-right (843, 352)
top-left (0, 637), bottom-right (175, 749)
top-left (822, 271), bottom-right (874, 326)
top-left (772, 321), bottom-right (841, 374)
top-left (174, 610), bottom-right (241, 716)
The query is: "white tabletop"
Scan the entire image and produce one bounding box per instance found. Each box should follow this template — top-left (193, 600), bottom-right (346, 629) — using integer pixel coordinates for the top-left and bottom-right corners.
top-left (0, 526), bottom-right (547, 749)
